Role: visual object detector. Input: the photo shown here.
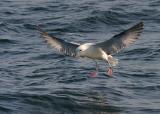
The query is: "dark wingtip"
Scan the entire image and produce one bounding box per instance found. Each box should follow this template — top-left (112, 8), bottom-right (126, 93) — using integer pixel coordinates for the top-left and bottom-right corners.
top-left (137, 21), bottom-right (144, 26)
top-left (36, 25), bottom-right (48, 36)
top-left (137, 21), bottom-right (144, 28)
top-left (128, 21), bottom-right (144, 34)
top-left (36, 25), bottom-right (42, 32)
top-left (134, 21), bottom-right (144, 29)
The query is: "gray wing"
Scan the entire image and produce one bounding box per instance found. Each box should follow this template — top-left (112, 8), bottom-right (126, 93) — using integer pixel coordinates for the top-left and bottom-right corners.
top-left (95, 22), bottom-right (144, 55)
top-left (38, 27), bottom-right (80, 56)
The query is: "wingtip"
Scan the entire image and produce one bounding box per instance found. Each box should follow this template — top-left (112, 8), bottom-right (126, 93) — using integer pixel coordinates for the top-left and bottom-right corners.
top-left (138, 21), bottom-right (144, 27)
top-left (36, 25), bottom-right (42, 32)
top-left (135, 21), bottom-right (144, 29)
top-left (138, 21), bottom-right (144, 25)
top-left (128, 21), bottom-right (144, 33)
top-left (36, 25), bottom-right (48, 36)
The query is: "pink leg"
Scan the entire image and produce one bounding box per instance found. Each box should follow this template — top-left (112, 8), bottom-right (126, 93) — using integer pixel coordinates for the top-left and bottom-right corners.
top-left (89, 71), bottom-right (98, 77)
top-left (89, 61), bottom-right (99, 77)
top-left (107, 67), bottom-right (113, 77)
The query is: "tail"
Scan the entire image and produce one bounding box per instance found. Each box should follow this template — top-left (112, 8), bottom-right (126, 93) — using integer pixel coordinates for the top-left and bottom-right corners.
top-left (108, 55), bottom-right (118, 66)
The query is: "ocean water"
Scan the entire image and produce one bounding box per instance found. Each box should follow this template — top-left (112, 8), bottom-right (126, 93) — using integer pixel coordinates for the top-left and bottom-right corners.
top-left (0, 0), bottom-right (160, 114)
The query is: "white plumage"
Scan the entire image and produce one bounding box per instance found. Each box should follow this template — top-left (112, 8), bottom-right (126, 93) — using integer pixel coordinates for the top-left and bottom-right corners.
top-left (38, 22), bottom-right (144, 76)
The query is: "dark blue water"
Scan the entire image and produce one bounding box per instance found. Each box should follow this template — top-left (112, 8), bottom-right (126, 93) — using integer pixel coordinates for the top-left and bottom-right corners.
top-left (0, 0), bottom-right (160, 114)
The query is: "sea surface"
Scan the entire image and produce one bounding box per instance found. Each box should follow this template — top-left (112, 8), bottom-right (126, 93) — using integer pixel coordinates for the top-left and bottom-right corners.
top-left (0, 0), bottom-right (160, 114)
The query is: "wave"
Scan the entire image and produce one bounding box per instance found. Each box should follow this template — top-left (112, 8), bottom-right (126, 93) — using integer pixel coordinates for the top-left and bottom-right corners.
top-left (0, 39), bottom-right (15, 44)
top-left (50, 8), bottom-right (159, 33)
top-left (0, 92), bottom-right (121, 113)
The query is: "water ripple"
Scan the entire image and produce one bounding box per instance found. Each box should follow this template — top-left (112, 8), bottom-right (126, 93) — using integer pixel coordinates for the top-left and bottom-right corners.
top-left (0, 0), bottom-right (160, 114)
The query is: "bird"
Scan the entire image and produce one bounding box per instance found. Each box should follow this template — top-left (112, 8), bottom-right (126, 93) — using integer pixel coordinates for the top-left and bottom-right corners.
top-left (38, 22), bottom-right (144, 77)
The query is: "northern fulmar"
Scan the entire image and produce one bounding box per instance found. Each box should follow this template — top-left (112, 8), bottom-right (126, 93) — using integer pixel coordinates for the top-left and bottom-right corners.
top-left (38, 22), bottom-right (144, 77)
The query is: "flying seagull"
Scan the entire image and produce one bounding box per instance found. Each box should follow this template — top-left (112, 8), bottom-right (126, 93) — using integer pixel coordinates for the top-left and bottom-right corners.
top-left (38, 22), bottom-right (144, 77)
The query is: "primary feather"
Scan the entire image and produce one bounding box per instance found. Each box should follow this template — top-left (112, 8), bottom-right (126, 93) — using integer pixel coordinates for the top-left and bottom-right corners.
top-left (38, 26), bottom-right (80, 56)
top-left (95, 22), bottom-right (144, 55)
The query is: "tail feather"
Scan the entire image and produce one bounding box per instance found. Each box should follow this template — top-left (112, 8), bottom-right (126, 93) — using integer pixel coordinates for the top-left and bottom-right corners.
top-left (108, 55), bottom-right (118, 66)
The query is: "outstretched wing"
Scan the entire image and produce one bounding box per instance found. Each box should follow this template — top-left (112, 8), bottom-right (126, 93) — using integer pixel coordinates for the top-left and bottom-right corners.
top-left (95, 22), bottom-right (144, 55)
top-left (38, 26), bottom-right (80, 56)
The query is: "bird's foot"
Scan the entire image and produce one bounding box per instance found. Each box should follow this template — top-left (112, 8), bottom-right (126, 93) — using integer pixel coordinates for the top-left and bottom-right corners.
top-left (107, 67), bottom-right (113, 77)
top-left (89, 71), bottom-right (98, 77)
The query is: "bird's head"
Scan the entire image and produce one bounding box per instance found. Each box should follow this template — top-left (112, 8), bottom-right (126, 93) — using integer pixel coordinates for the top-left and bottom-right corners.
top-left (76, 43), bottom-right (92, 57)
